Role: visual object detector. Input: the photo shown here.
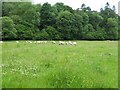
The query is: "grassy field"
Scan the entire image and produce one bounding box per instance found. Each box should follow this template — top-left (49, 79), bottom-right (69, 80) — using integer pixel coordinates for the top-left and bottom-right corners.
top-left (1, 41), bottom-right (118, 88)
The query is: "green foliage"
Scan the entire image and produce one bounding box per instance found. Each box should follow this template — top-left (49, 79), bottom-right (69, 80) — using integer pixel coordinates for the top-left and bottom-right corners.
top-left (81, 12), bottom-right (89, 26)
top-left (39, 29), bottom-right (49, 40)
top-left (15, 24), bottom-right (34, 40)
top-left (2, 2), bottom-right (119, 40)
top-left (56, 10), bottom-right (76, 39)
top-left (40, 2), bottom-right (56, 29)
top-left (53, 3), bottom-right (74, 14)
top-left (2, 2), bottom-right (14, 16)
top-left (83, 24), bottom-right (95, 39)
top-left (2, 16), bottom-right (17, 40)
top-left (72, 14), bottom-right (83, 39)
top-left (105, 18), bottom-right (118, 40)
top-left (89, 12), bottom-right (103, 30)
top-left (45, 26), bottom-right (60, 40)
top-left (118, 16), bottom-right (120, 40)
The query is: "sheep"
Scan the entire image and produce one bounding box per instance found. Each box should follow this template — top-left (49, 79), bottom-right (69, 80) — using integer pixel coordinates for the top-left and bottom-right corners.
top-left (36, 41), bottom-right (47, 44)
top-left (69, 41), bottom-right (73, 45)
top-left (36, 41), bottom-right (41, 43)
top-left (34, 41), bottom-right (37, 43)
top-left (59, 41), bottom-right (61, 45)
top-left (73, 42), bottom-right (77, 45)
top-left (16, 41), bottom-right (19, 43)
top-left (38, 41), bottom-right (43, 44)
top-left (39, 41), bottom-right (42, 43)
top-left (65, 42), bottom-right (69, 45)
top-left (0, 41), bottom-right (3, 44)
top-left (41, 41), bottom-right (45, 44)
top-left (52, 41), bottom-right (56, 44)
top-left (28, 41), bottom-right (32, 43)
top-left (59, 41), bottom-right (65, 45)
top-left (44, 41), bottom-right (47, 43)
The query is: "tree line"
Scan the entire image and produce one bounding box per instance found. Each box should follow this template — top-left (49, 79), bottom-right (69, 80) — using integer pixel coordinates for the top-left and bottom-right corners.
top-left (1, 2), bottom-right (119, 40)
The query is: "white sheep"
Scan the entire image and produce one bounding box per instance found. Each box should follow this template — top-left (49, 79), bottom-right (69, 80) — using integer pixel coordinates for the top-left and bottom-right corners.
top-left (44, 41), bottom-right (47, 44)
top-left (16, 41), bottom-right (19, 43)
top-left (52, 41), bottom-right (56, 44)
top-left (0, 41), bottom-right (3, 44)
top-left (34, 41), bottom-right (37, 43)
top-left (73, 42), bottom-right (77, 45)
top-left (40, 41), bottom-right (43, 43)
top-left (37, 41), bottom-right (41, 43)
top-left (59, 41), bottom-right (65, 45)
top-left (36, 41), bottom-right (47, 44)
top-left (44, 41), bottom-right (47, 43)
top-left (29, 41), bottom-right (32, 43)
top-left (41, 41), bottom-right (46, 44)
top-left (36, 41), bottom-right (38, 43)
top-left (69, 41), bottom-right (72, 45)
top-left (65, 42), bottom-right (69, 45)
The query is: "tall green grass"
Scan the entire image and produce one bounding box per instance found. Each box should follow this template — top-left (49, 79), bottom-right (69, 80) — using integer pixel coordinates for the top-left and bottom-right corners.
top-left (2, 41), bottom-right (118, 88)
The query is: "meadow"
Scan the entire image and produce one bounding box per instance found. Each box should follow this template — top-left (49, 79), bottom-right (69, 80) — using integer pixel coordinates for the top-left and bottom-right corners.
top-left (1, 41), bottom-right (118, 88)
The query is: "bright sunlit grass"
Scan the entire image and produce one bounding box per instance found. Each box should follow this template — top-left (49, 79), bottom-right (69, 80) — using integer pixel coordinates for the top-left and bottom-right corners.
top-left (2, 41), bottom-right (118, 88)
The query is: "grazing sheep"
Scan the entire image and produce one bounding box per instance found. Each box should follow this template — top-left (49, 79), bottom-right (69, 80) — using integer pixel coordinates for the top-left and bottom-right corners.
top-left (37, 41), bottom-right (41, 43)
top-left (52, 41), bottom-right (56, 44)
top-left (34, 41), bottom-right (37, 43)
top-left (37, 41), bottom-right (42, 43)
top-left (41, 41), bottom-right (45, 44)
top-left (16, 41), bottom-right (19, 43)
top-left (0, 41), bottom-right (3, 44)
top-left (36, 41), bottom-right (47, 44)
top-left (73, 42), bottom-right (77, 45)
top-left (69, 41), bottom-right (73, 45)
top-left (29, 41), bottom-right (32, 43)
top-left (38, 41), bottom-right (42, 44)
top-left (59, 41), bottom-right (65, 45)
top-left (65, 42), bottom-right (69, 45)
top-left (44, 41), bottom-right (47, 44)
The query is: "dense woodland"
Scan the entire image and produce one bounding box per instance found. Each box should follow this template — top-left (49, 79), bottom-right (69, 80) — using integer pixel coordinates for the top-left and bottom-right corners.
top-left (1, 2), bottom-right (120, 40)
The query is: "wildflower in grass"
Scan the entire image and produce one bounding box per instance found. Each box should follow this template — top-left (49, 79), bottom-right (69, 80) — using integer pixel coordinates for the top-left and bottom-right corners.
top-left (11, 69), bottom-right (17, 72)
top-left (21, 70), bottom-right (25, 75)
top-left (17, 67), bottom-right (20, 70)
top-left (2, 72), bottom-right (7, 75)
top-left (1, 64), bottom-right (5, 67)
top-left (21, 72), bottom-right (24, 75)
top-left (16, 41), bottom-right (19, 43)
top-left (32, 74), bottom-right (36, 77)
